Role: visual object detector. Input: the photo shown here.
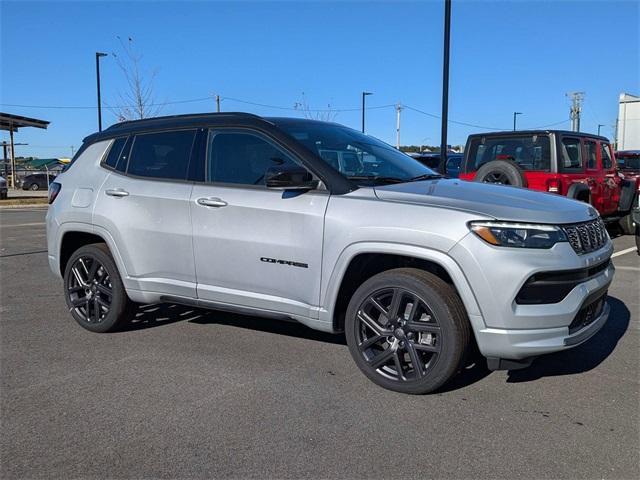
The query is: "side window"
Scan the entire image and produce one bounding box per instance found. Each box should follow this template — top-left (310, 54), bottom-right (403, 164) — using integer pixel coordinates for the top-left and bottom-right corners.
top-left (584, 140), bottom-right (597, 170)
top-left (600, 143), bottom-right (613, 170)
top-left (103, 137), bottom-right (127, 169)
top-left (127, 130), bottom-right (196, 180)
top-left (207, 130), bottom-right (299, 185)
top-left (560, 137), bottom-right (583, 172)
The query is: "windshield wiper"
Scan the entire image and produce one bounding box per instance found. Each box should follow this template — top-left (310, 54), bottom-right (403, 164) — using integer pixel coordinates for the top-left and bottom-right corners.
top-left (408, 173), bottom-right (443, 182)
top-left (346, 175), bottom-right (406, 184)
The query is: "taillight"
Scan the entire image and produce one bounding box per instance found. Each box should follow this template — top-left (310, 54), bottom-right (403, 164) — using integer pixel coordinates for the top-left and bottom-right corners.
top-left (547, 178), bottom-right (561, 194)
top-left (48, 182), bottom-right (61, 204)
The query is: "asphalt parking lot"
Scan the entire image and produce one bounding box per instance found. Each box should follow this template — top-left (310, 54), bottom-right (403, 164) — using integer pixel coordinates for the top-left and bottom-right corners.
top-left (1, 208), bottom-right (638, 479)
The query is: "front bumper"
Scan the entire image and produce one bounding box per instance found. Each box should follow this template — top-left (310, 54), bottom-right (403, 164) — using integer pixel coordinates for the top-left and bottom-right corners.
top-left (450, 233), bottom-right (614, 360)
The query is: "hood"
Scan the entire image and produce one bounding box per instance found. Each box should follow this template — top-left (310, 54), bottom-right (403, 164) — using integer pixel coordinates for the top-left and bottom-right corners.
top-left (374, 179), bottom-right (596, 224)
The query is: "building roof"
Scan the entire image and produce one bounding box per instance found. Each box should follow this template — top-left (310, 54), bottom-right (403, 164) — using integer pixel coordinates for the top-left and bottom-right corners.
top-left (0, 112), bottom-right (50, 132)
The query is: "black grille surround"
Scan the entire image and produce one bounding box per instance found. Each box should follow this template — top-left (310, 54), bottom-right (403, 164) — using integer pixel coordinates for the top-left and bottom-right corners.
top-left (561, 218), bottom-right (608, 255)
top-left (516, 260), bottom-right (611, 305)
top-left (568, 286), bottom-right (608, 334)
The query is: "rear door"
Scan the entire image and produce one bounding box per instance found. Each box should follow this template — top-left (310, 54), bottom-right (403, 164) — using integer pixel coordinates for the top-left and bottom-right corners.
top-left (558, 135), bottom-right (591, 199)
top-left (190, 128), bottom-right (328, 318)
top-left (94, 129), bottom-right (197, 298)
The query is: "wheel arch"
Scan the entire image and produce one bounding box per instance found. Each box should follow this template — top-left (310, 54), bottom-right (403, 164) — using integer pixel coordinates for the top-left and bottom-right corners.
top-left (567, 182), bottom-right (591, 202)
top-left (322, 243), bottom-right (483, 333)
top-left (58, 225), bottom-right (128, 282)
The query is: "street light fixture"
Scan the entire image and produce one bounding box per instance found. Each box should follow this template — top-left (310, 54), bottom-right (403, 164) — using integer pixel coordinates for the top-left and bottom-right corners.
top-left (513, 112), bottom-right (523, 131)
top-left (95, 52), bottom-right (108, 132)
top-left (361, 91), bottom-right (373, 133)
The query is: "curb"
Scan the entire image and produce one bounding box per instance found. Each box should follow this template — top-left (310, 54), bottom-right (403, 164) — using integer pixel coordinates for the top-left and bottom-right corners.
top-left (0, 203), bottom-right (48, 210)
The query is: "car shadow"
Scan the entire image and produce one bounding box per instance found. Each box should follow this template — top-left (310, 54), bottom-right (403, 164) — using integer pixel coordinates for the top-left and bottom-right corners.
top-left (116, 296), bottom-right (629, 391)
top-left (506, 296), bottom-right (630, 383)
top-left (118, 302), bottom-right (346, 345)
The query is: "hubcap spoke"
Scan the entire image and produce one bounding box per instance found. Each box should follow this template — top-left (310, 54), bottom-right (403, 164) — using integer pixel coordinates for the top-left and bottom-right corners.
top-left (359, 334), bottom-right (384, 351)
top-left (358, 311), bottom-right (386, 336)
top-left (406, 322), bottom-right (440, 334)
top-left (405, 343), bottom-right (424, 379)
top-left (367, 347), bottom-right (395, 369)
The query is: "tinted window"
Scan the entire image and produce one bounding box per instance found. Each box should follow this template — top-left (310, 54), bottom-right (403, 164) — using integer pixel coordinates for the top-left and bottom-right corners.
top-left (560, 137), bottom-right (583, 171)
top-left (103, 137), bottom-right (127, 169)
top-left (277, 122), bottom-right (433, 182)
top-left (207, 130), bottom-right (299, 185)
top-left (584, 140), bottom-right (597, 169)
top-left (467, 135), bottom-right (551, 172)
top-left (600, 143), bottom-right (613, 169)
top-left (128, 130), bottom-right (196, 180)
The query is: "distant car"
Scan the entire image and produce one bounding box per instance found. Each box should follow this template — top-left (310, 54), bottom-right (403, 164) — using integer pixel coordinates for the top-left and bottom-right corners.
top-left (21, 173), bottom-right (56, 191)
top-left (615, 150), bottom-right (640, 234)
top-left (408, 152), bottom-right (463, 178)
top-left (0, 175), bottom-right (7, 199)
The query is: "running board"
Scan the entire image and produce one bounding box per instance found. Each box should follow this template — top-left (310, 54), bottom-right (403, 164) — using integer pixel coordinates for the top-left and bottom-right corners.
top-left (159, 295), bottom-right (295, 322)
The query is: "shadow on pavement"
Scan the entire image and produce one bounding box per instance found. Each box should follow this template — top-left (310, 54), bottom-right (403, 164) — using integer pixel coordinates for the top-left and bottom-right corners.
top-left (118, 302), bottom-right (345, 345)
top-left (506, 296), bottom-right (630, 383)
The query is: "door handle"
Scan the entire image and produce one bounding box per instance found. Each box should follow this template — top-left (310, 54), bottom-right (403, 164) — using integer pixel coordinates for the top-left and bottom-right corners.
top-left (197, 197), bottom-right (227, 208)
top-left (105, 188), bottom-right (129, 197)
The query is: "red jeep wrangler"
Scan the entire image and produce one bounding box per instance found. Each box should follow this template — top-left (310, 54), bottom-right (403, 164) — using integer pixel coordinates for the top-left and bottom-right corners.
top-left (458, 130), bottom-right (639, 233)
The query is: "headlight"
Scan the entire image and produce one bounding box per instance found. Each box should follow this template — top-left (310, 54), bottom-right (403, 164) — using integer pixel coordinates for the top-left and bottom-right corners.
top-left (469, 221), bottom-right (567, 249)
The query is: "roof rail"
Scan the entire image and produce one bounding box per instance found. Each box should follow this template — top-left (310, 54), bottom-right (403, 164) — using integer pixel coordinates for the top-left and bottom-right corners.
top-left (106, 112), bottom-right (263, 130)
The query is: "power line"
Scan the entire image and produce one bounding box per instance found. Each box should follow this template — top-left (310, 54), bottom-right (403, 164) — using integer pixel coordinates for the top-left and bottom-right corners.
top-left (403, 105), bottom-right (507, 130)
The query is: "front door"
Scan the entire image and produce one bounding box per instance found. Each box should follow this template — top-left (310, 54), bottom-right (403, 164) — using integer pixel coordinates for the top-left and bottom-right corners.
top-left (599, 141), bottom-right (619, 215)
top-left (190, 128), bottom-right (328, 318)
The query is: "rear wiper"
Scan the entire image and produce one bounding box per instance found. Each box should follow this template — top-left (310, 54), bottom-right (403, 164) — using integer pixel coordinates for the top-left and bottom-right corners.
top-left (408, 173), bottom-right (443, 182)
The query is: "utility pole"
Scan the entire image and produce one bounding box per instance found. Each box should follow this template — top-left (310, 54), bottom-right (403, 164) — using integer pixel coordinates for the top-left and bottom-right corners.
top-left (395, 103), bottom-right (402, 149)
top-left (597, 124), bottom-right (605, 136)
top-left (361, 92), bottom-right (373, 133)
top-left (440, 0), bottom-right (452, 175)
top-left (567, 92), bottom-right (585, 132)
top-left (216, 95), bottom-right (221, 113)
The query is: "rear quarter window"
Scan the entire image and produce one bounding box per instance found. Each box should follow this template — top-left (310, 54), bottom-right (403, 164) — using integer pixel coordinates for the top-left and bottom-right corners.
top-left (466, 135), bottom-right (551, 172)
top-left (127, 130), bottom-right (196, 181)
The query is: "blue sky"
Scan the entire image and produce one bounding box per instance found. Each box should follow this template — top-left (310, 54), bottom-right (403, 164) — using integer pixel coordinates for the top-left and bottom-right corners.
top-left (1, 0), bottom-right (638, 158)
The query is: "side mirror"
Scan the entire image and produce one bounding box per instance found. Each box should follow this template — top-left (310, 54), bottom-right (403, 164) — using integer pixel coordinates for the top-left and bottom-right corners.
top-left (265, 164), bottom-right (318, 191)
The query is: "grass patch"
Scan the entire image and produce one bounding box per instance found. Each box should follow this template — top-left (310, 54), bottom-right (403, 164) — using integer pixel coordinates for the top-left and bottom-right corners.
top-left (0, 197), bottom-right (49, 207)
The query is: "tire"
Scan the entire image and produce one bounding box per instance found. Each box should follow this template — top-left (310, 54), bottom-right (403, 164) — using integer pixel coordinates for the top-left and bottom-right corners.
top-left (29, 183), bottom-right (39, 191)
top-left (0, 191), bottom-right (6, 200)
top-left (635, 224), bottom-right (640, 255)
top-left (474, 160), bottom-right (527, 188)
top-left (63, 243), bottom-right (134, 333)
top-left (345, 268), bottom-right (471, 394)
top-left (619, 213), bottom-right (635, 236)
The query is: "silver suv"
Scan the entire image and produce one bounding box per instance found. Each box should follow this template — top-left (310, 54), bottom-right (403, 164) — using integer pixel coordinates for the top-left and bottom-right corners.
top-left (46, 113), bottom-right (614, 394)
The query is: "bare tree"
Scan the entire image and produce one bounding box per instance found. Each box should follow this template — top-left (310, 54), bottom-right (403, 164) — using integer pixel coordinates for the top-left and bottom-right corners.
top-left (294, 92), bottom-right (338, 122)
top-left (109, 36), bottom-right (163, 121)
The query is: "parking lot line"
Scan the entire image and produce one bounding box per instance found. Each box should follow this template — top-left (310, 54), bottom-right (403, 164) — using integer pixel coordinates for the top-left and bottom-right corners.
top-left (2, 222), bottom-right (46, 227)
top-left (612, 247), bottom-right (638, 258)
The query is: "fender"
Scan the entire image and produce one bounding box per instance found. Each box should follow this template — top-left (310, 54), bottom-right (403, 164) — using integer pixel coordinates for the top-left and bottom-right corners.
top-left (52, 222), bottom-right (130, 288)
top-left (318, 241), bottom-right (485, 330)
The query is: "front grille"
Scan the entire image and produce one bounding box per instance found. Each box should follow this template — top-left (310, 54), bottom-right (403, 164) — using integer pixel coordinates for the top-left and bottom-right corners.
top-left (562, 218), bottom-right (608, 255)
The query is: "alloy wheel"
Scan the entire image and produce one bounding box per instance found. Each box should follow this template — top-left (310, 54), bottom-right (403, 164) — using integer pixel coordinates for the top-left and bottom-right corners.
top-left (66, 255), bottom-right (113, 323)
top-left (482, 172), bottom-right (511, 185)
top-left (355, 287), bottom-right (441, 382)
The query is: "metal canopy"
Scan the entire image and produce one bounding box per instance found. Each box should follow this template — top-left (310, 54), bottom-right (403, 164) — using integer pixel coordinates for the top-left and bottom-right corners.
top-left (0, 112), bottom-right (50, 132)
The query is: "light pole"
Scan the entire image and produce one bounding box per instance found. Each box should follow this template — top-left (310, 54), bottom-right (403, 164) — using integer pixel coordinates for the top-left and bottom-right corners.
top-left (597, 124), bottom-right (605, 136)
top-left (513, 112), bottom-right (522, 131)
top-left (95, 52), bottom-right (108, 131)
top-left (361, 91), bottom-right (373, 133)
top-left (440, 0), bottom-right (451, 175)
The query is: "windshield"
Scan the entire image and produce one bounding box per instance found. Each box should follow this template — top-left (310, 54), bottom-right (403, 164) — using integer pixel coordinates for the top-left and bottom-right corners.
top-left (277, 122), bottom-right (438, 185)
top-left (617, 154), bottom-right (640, 170)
